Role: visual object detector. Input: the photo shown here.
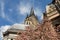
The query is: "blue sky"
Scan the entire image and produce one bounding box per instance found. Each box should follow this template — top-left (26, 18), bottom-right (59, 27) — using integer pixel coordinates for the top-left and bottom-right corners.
top-left (0, 0), bottom-right (52, 26)
top-left (0, 0), bottom-right (52, 40)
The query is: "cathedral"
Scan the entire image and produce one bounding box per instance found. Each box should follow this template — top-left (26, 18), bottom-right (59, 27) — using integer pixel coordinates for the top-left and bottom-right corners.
top-left (3, 0), bottom-right (60, 40)
top-left (3, 7), bottom-right (39, 40)
top-left (24, 7), bottom-right (39, 27)
top-left (44, 0), bottom-right (60, 26)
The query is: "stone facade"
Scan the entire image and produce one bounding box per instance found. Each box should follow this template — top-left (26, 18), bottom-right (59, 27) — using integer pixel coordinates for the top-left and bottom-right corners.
top-left (44, 0), bottom-right (60, 26)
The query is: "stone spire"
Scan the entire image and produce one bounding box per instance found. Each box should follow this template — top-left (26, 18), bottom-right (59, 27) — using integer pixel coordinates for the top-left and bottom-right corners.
top-left (30, 7), bottom-right (35, 16)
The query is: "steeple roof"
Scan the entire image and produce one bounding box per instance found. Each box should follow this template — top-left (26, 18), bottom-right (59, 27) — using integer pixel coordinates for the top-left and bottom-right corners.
top-left (30, 7), bottom-right (35, 16)
top-left (29, 7), bottom-right (39, 20)
top-left (25, 7), bottom-right (39, 21)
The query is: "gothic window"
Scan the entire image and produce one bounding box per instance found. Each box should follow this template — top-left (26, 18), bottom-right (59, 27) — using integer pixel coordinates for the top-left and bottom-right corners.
top-left (26, 21), bottom-right (30, 25)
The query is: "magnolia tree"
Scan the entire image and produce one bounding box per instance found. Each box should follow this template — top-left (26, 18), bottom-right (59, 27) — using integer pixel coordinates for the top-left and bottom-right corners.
top-left (15, 21), bottom-right (58, 40)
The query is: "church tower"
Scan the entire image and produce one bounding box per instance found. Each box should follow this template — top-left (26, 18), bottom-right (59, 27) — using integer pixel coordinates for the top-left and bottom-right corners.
top-left (24, 7), bottom-right (39, 27)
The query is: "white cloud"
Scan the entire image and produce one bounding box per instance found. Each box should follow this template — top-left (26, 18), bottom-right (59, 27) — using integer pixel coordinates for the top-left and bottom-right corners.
top-left (0, 25), bottom-right (11, 40)
top-left (5, 15), bottom-right (16, 23)
top-left (8, 9), bottom-right (13, 12)
top-left (18, 1), bottom-right (43, 17)
top-left (0, 32), bottom-right (3, 40)
top-left (0, 1), bottom-right (15, 23)
top-left (0, 23), bottom-right (29, 40)
top-left (0, 25), bottom-right (11, 32)
top-left (1, 1), bottom-right (5, 18)
top-left (18, 2), bottom-right (31, 15)
top-left (34, 8), bottom-right (43, 16)
top-left (34, 7), bottom-right (43, 20)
